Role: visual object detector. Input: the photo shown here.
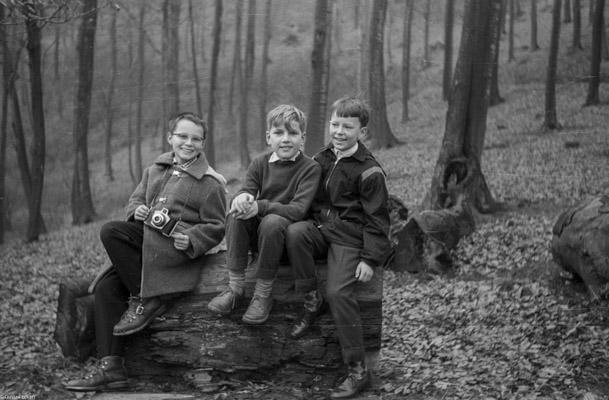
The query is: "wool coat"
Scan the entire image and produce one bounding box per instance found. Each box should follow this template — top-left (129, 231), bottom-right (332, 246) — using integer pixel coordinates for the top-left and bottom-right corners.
top-left (126, 152), bottom-right (227, 298)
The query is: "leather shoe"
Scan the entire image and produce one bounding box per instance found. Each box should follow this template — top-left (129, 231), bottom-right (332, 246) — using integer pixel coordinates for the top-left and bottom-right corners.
top-left (64, 356), bottom-right (128, 392)
top-left (208, 288), bottom-right (243, 316)
top-left (113, 296), bottom-right (166, 336)
top-left (242, 295), bottom-right (273, 324)
top-left (330, 361), bottom-right (370, 399)
top-left (289, 298), bottom-right (326, 339)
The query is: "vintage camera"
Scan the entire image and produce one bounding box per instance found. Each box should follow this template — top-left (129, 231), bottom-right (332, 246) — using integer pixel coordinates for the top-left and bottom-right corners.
top-left (144, 207), bottom-right (178, 237)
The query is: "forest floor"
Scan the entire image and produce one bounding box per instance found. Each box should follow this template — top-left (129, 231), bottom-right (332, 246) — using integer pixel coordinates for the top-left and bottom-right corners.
top-left (2, 76), bottom-right (609, 400)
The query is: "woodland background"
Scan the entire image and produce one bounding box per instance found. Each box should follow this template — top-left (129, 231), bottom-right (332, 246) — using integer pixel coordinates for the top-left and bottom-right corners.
top-left (1, 0), bottom-right (609, 399)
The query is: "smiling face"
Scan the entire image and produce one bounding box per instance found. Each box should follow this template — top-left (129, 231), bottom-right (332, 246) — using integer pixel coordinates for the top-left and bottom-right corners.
top-left (168, 119), bottom-right (205, 163)
top-left (266, 119), bottom-right (305, 160)
top-left (329, 112), bottom-right (367, 152)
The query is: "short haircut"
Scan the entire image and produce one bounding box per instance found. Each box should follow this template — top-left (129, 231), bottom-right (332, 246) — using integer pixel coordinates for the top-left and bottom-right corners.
top-left (331, 96), bottom-right (370, 128)
top-left (266, 104), bottom-right (307, 133)
top-left (168, 112), bottom-right (208, 139)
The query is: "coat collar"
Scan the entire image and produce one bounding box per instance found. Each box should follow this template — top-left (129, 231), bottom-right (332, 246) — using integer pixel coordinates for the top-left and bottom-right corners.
top-left (322, 140), bottom-right (369, 162)
top-left (154, 152), bottom-right (226, 184)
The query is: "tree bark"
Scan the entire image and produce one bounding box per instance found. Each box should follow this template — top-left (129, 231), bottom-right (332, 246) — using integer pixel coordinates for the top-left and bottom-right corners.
top-left (238, 0), bottom-right (255, 169)
top-left (443, 0), bottom-right (455, 101)
top-left (206, 0), bottom-right (223, 168)
top-left (543, 0), bottom-right (562, 130)
top-left (166, 1), bottom-right (180, 135)
top-left (188, 0), bottom-right (203, 117)
top-left (572, 0), bottom-right (583, 49)
top-left (0, 4), bottom-right (8, 243)
top-left (104, 6), bottom-right (118, 182)
top-left (306, 0), bottom-right (332, 156)
top-left (425, 0), bottom-right (502, 213)
top-left (357, 0), bottom-right (370, 94)
top-left (369, 0), bottom-right (400, 149)
top-left (530, 0), bottom-right (540, 50)
top-left (584, 0), bottom-right (605, 105)
top-left (259, 0), bottom-right (273, 150)
top-left (71, 0), bottom-right (98, 225)
top-left (564, 0), bottom-right (572, 21)
top-left (402, 0), bottom-right (414, 121)
top-left (229, 0), bottom-right (244, 114)
top-left (23, 3), bottom-right (47, 241)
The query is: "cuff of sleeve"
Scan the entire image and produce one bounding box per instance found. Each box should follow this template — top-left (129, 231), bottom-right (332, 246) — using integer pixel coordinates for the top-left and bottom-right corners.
top-left (257, 199), bottom-right (268, 216)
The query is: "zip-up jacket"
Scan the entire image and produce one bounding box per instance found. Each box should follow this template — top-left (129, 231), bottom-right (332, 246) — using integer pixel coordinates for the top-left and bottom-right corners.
top-left (312, 141), bottom-right (391, 268)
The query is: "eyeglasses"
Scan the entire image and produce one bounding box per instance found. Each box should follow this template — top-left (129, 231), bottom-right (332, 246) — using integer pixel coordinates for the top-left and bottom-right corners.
top-left (171, 133), bottom-right (204, 145)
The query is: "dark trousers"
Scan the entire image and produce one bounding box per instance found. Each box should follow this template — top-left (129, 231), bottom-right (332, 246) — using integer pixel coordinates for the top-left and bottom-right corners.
top-left (226, 213), bottom-right (291, 280)
top-left (95, 220), bottom-right (144, 357)
top-left (286, 221), bottom-right (366, 365)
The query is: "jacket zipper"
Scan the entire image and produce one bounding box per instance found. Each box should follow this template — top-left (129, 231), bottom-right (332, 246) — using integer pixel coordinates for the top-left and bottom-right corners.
top-left (324, 157), bottom-right (341, 218)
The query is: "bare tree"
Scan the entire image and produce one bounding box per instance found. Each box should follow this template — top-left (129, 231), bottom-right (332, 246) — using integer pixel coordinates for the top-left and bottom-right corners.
top-left (188, 0), bottom-right (202, 116)
top-left (358, 0), bottom-right (370, 94)
top-left (402, 0), bottom-right (415, 121)
top-left (572, 0), bottom-right (583, 49)
top-left (166, 1), bottom-right (180, 126)
top-left (564, 0), bottom-right (572, 21)
top-left (531, 0), bottom-right (540, 50)
top-left (426, 0), bottom-right (503, 213)
top-left (490, 0), bottom-right (506, 105)
top-left (543, 0), bottom-right (562, 130)
top-left (306, 0), bottom-right (332, 156)
top-left (443, 0), bottom-right (455, 101)
top-left (584, 0), bottom-right (605, 105)
top-left (104, 6), bottom-right (118, 182)
top-left (422, 0), bottom-right (432, 68)
top-left (238, 0), bottom-right (256, 168)
top-left (509, 0), bottom-right (515, 61)
top-left (206, 0), bottom-right (223, 167)
top-left (135, 3), bottom-right (145, 179)
top-left (71, 0), bottom-right (98, 225)
top-left (229, 0), bottom-right (244, 113)
top-left (259, 0), bottom-right (273, 149)
top-left (0, 4), bottom-right (8, 243)
top-left (369, 0), bottom-right (400, 148)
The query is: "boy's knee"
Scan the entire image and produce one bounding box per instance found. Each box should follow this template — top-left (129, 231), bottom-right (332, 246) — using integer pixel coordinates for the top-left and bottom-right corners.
top-left (99, 221), bottom-right (121, 243)
top-left (259, 214), bottom-right (290, 233)
top-left (286, 221), bottom-right (310, 243)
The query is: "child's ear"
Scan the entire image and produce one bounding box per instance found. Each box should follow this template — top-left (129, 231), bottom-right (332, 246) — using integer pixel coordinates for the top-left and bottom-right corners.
top-left (167, 133), bottom-right (173, 145)
top-left (265, 131), bottom-right (271, 146)
top-left (360, 126), bottom-right (368, 139)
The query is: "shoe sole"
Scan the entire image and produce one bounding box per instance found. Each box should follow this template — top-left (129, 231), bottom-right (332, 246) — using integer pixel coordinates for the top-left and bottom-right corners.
top-left (65, 380), bottom-right (129, 392)
top-left (207, 303), bottom-right (233, 316)
top-left (113, 304), bottom-right (167, 336)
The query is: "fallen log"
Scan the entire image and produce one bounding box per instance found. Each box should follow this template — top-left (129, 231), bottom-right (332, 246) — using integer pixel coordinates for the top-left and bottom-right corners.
top-left (551, 195), bottom-right (609, 300)
top-left (55, 252), bottom-right (382, 387)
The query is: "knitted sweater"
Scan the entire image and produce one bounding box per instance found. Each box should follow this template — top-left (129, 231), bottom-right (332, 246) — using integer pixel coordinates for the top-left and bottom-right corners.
top-left (236, 152), bottom-right (321, 222)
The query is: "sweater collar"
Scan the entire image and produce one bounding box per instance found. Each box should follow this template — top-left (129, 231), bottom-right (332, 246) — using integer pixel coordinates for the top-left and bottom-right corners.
top-left (323, 140), bottom-right (368, 162)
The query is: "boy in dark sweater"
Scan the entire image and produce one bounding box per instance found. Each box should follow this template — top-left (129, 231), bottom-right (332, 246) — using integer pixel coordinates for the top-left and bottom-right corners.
top-left (208, 105), bottom-right (321, 324)
top-left (286, 97), bottom-right (391, 398)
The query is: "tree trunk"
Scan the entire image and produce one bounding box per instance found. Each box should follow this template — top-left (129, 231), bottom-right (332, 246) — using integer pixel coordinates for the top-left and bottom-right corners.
top-left (564, 0), bottom-right (572, 21)
top-left (135, 4), bottom-right (145, 180)
top-left (531, 0), bottom-right (540, 50)
top-left (369, 0), bottom-right (400, 149)
top-left (425, 0), bottom-right (502, 213)
top-left (206, 0), bottom-right (223, 168)
top-left (54, 255), bottom-right (382, 386)
top-left (443, 0), bottom-right (455, 101)
top-left (551, 196), bottom-right (609, 300)
top-left (573, 0), bottom-right (583, 49)
top-left (306, 0), bottom-right (332, 156)
top-left (259, 0), bottom-right (273, 150)
top-left (104, 7), bottom-right (117, 182)
top-left (199, 7), bottom-right (207, 64)
top-left (422, 0), bottom-right (432, 68)
top-left (357, 0), bottom-right (370, 94)
top-left (23, 4), bottom-right (46, 242)
top-left (543, 0), bottom-right (562, 130)
top-left (71, 0), bottom-right (98, 225)
top-left (126, 22), bottom-right (136, 187)
top-left (0, 4), bottom-right (8, 243)
top-left (238, 0), bottom-right (255, 169)
top-left (229, 0), bottom-right (244, 114)
top-left (188, 0), bottom-right (203, 117)
top-left (166, 1), bottom-right (181, 130)
top-left (584, 0), bottom-right (604, 105)
top-left (589, 0), bottom-right (594, 23)
top-left (490, 0), bottom-right (506, 105)
top-left (509, 0), bottom-right (516, 61)
top-left (384, 2), bottom-right (392, 66)
top-left (402, 0), bottom-right (414, 121)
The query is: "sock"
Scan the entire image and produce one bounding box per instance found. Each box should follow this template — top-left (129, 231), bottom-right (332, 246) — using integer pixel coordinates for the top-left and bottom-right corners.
top-left (228, 271), bottom-right (245, 295)
top-left (303, 290), bottom-right (322, 312)
top-left (253, 278), bottom-right (274, 298)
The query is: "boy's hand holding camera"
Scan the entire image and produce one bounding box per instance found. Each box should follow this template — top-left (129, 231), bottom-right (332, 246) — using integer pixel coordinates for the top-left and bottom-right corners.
top-left (230, 193), bottom-right (258, 220)
top-left (134, 204), bottom-right (190, 251)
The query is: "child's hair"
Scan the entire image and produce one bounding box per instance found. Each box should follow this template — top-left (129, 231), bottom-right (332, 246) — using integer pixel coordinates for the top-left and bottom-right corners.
top-left (331, 96), bottom-right (370, 128)
top-left (266, 104), bottom-right (307, 133)
top-left (168, 112), bottom-right (208, 139)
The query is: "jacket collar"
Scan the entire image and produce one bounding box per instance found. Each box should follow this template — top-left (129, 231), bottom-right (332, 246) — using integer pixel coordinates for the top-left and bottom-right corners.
top-left (154, 152), bottom-right (226, 184)
top-left (322, 141), bottom-right (368, 162)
